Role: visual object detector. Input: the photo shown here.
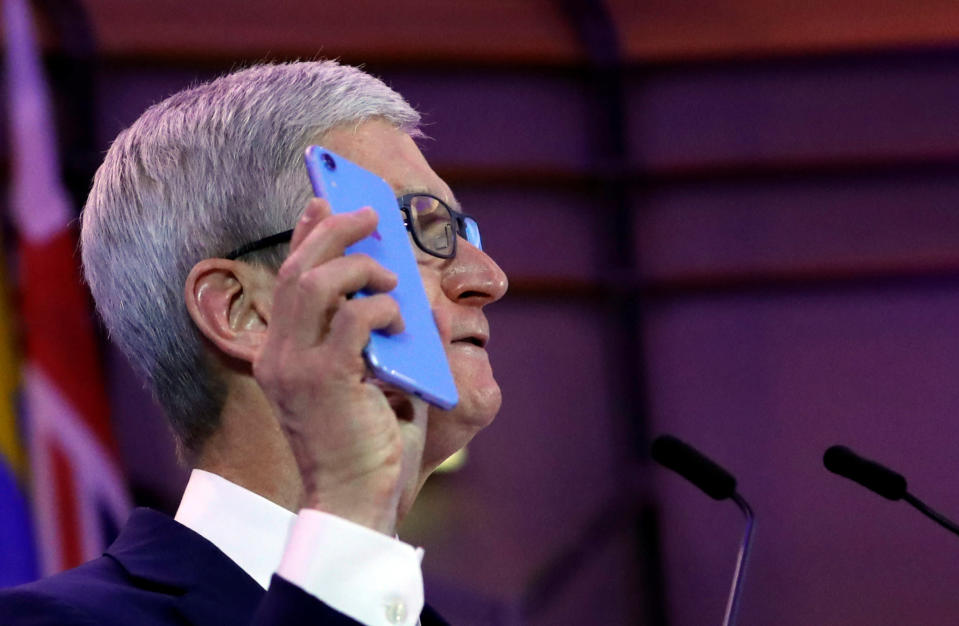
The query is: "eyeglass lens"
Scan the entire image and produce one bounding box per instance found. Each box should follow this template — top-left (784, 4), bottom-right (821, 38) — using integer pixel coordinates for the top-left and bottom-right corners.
top-left (460, 216), bottom-right (482, 251)
top-left (405, 194), bottom-right (482, 257)
top-left (408, 195), bottom-right (455, 256)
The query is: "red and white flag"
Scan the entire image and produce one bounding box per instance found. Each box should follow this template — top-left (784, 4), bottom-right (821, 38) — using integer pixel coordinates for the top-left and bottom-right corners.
top-left (4, 0), bottom-right (130, 575)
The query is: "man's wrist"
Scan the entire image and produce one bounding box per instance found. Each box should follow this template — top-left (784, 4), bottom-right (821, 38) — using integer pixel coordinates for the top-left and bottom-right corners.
top-left (302, 471), bottom-right (401, 534)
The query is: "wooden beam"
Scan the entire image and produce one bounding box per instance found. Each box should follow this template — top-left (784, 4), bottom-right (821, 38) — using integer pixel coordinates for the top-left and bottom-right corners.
top-left (81, 0), bottom-right (585, 65)
top-left (613, 0), bottom-right (959, 62)
top-left (24, 0), bottom-right (959, 65)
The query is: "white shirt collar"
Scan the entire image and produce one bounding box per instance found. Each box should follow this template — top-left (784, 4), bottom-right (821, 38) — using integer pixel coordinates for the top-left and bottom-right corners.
top-left (174, 469), bottom-right (297, 589)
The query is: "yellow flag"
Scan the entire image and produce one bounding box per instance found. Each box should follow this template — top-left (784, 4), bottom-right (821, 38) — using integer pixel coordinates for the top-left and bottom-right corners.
top-left (0, 238), bottom-right (23, 476)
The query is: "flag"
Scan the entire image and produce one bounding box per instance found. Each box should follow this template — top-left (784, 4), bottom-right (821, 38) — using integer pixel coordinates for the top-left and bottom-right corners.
top-left (0, 233), bottom-right (36, 587)
top-left (3, 0), bottom-right (131, 580)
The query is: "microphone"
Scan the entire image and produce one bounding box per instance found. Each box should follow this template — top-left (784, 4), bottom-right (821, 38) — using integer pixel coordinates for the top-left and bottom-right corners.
top-left (823, 445), bottom-right (959, 538)
top-left (651, 434), bottom-right (737, 500)
top-left (651, 435), bottom-right (754, 626)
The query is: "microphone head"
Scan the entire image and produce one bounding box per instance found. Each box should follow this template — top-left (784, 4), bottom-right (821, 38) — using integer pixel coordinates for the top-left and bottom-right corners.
top-left (650, 434), bottom-right (737, 501)
top-left (823, 445), bottom-right (907, 501)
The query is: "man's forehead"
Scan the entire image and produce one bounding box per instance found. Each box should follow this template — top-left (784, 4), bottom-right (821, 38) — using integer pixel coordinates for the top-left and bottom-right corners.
top-left (320, 121), bottom-right (457, 209)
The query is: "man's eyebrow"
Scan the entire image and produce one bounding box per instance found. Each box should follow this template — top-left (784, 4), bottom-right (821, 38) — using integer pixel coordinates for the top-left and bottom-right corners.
top-left (396, 187), bottom-right (462, 211)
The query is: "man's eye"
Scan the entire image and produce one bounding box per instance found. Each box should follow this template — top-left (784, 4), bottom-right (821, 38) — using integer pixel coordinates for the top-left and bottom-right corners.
top-left (410, 196), bottom-right (442, 216)
top-left (416, 211), bottom-right (447, 229)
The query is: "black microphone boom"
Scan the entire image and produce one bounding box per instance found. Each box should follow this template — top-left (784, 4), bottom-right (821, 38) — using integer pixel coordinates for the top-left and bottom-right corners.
top-left (651, 435), bottom-right (754, 626)
top-left (823, 444), bottom-right (959, 538)
top-left (823, 445), bottom-right (906, 500)
top-left (651, 435), bottom-right (737, 500)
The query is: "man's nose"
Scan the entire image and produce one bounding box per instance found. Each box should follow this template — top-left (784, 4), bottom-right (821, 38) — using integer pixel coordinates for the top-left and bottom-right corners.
top-left (441, 240), bottom-right (508, 305)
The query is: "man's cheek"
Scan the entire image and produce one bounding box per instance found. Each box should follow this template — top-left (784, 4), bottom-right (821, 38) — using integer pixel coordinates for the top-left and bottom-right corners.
top-left (430, 308), bottom-right (453, 345)
top-left (418, 267), bottom-right (450, 341)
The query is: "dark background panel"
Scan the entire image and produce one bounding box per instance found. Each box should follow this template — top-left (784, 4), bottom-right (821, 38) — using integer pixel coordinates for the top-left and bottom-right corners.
top-left (383, 71), bottom-right (596, 172)
top-left (629, 55), bottom-right (959, 170)
top-left (635, 174), bottom-right (959, 281)
top-left (454, 186), bottom-right (608, 281)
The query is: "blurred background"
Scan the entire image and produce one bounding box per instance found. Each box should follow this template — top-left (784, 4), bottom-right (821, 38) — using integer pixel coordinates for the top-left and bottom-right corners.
top-left (4, 0), bottom-right (959, 624)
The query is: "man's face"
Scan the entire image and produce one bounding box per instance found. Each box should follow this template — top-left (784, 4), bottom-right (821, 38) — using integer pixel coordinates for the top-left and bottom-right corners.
top-left (320, 120), bottom-right (509, 475)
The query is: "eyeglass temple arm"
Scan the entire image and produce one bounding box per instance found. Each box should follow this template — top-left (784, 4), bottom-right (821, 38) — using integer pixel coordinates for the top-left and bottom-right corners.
top-left (225, 229), bottom-right (294, 260)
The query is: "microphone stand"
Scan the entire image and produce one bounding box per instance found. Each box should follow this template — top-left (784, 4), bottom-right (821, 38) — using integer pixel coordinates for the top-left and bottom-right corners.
top-left (722, 493), bottom-right (755, 626)
top-left (650, 435), bottom-right (756, 626)
top-left (902, 492), bottom-right (959, 538)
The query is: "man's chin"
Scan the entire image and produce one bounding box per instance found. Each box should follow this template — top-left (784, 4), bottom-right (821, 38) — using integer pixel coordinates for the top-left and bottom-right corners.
top-left (442, 377), bottom-right (501, 427)
top-left (422, 387), bottom-right (499, 465)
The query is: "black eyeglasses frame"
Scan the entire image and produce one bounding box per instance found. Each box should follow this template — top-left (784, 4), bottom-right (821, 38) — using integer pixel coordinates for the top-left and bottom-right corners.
top-left (223, 193), bottom-right (479, 261)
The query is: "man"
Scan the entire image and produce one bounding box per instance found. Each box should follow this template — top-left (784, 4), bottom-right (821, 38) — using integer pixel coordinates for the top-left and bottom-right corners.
top-left (0, 61), bottom-right (507, 625)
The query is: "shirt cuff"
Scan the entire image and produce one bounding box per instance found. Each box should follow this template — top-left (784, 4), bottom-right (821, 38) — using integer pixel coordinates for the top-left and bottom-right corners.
top-left (276, 509), bottom-right (425, 626)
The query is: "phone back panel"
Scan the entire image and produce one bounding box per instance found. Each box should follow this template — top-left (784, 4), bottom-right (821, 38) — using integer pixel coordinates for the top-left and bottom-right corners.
top-left (304, 146), bottom-right (458, 410)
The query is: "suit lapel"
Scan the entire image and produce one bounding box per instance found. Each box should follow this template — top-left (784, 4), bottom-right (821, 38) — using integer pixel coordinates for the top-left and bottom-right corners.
top-left (106, 508), bottom-right (265, 625)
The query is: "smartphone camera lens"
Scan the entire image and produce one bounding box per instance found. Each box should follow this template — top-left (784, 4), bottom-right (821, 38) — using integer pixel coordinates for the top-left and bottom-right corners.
top-left (321, 153), bottom-right (336, 171)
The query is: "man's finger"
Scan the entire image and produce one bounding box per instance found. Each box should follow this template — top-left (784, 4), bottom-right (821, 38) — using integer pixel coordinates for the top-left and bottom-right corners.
top-left (270, 207), bottom-right (382, 339)
top-left (325, 294), bottom-right (404, 357)
top-left (280, 255), bottom-right (398, 347)
top-left (279, 207), bottom-right (378, 284)
top-left (288, 197), bottom-right (332, 252)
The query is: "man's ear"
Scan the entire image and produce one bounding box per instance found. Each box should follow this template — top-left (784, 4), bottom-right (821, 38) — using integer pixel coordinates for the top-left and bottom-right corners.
top-left (184, 258), bottom-right (274, 364)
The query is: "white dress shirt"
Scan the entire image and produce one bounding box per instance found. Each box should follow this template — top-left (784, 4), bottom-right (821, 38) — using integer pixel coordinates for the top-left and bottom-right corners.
top-left (174, 469), bottom-right (424, 626)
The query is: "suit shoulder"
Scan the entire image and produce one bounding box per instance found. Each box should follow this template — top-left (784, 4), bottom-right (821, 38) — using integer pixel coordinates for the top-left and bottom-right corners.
top-left (0, 578), bottom-right (99, 625)
top-left (0, 556), bottom-right (136, 625)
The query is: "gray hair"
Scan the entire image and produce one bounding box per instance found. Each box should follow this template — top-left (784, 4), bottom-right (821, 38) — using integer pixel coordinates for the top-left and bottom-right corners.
top-left (81, 61), bottom-right (421, 456)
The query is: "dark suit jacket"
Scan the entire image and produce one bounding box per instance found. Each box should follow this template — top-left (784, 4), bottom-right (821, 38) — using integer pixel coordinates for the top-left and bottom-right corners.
top-left (0, 508), bottom-right (449, 625)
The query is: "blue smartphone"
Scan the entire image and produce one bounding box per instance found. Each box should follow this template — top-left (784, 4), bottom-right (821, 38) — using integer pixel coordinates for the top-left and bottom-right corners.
top-left (303, 145), bottom-right (459, 410)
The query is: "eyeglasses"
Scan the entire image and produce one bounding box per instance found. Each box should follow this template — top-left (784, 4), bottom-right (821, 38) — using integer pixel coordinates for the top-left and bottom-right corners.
top-left (224, 193), bottom-right (482, 261)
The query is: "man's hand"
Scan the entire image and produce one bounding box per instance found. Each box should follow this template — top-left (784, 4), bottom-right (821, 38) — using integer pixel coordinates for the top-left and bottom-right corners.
top-left (253, 197), bottom-right (428, 534)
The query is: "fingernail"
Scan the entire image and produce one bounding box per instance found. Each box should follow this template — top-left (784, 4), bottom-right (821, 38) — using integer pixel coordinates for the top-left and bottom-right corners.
top-left (301, 199), bottom-right (321, 222)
